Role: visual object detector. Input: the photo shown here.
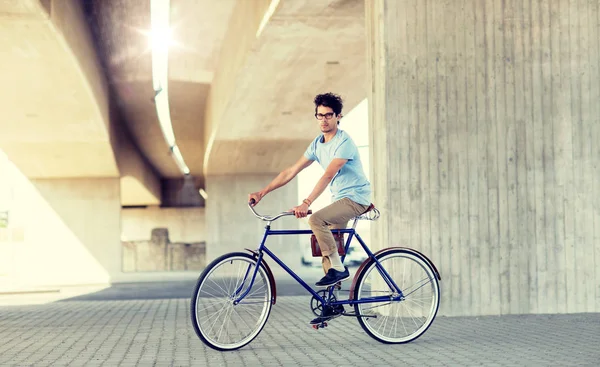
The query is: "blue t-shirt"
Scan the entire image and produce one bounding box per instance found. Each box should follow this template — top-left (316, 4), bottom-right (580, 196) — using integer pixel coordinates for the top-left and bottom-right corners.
top-left (303, 129), bottom-right (372, 206)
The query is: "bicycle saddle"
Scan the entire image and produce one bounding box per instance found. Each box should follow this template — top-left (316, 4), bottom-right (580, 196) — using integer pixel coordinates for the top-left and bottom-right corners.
top-left (363, 203), bottom-right (376, 214)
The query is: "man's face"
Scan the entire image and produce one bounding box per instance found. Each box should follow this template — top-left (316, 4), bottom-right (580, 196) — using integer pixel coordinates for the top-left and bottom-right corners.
top-left (315, 105), bottom-right (340, 133)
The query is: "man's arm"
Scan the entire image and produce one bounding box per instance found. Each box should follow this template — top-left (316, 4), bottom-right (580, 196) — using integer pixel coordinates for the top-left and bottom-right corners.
top-left (263, 155), bottom-right (314, 195)
top-left (249, 155), bottom-right (313, 205)
top-left (291, 158), bottom-right (347, 218)
top-left (304, 158), bottom-right (347, 204)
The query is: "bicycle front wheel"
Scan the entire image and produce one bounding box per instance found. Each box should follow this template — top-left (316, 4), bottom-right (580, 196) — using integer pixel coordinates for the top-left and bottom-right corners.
top-left (354, 249), bottom-right (440, 344)
top-left (190, 252), bottom-right (273, 351)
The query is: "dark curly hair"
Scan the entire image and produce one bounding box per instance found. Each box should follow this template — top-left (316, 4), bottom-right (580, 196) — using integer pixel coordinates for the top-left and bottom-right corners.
top-left (314, 93), bottom-right (343, 116)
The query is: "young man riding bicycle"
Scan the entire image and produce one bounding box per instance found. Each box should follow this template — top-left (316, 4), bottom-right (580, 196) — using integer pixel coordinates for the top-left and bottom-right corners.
top-left (248, 93), bottom-right (372, 323)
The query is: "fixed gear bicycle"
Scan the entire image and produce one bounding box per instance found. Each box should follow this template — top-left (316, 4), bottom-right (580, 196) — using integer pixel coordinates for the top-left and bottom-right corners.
top-left (190, 201), bottom-right (441, 351)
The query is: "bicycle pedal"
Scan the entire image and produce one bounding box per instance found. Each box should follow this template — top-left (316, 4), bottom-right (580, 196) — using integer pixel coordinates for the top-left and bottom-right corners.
top-left (311, 322), bottom-right (328, 330)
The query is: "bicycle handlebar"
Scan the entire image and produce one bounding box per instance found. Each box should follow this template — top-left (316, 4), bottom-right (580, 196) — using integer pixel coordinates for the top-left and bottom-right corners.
top-left (248, 199), bottom-right (312, 222)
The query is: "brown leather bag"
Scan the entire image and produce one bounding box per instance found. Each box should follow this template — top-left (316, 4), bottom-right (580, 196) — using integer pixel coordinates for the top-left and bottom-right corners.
top-left (310, 231), bottom-right (345, 257)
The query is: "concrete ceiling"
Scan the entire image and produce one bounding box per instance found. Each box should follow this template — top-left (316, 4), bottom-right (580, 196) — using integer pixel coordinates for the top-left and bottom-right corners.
top-left (0, 0), bottom-right (162, 206)
top-left (0, 0), bottom-right (119, 178)
top-left (1, 0), bottom-right (366, 205)
top-left (84, 0), bottom-right (237, 179)
top-left (204, 0), bottom-right (366, 175)
top-left (86, 0), bottom-right (366, 178)
top-left (219, 0), bottom-right (366, 141)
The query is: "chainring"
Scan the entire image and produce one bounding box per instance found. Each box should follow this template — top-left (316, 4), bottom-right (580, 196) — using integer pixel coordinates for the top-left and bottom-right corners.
top-left (310, 289), bottom-right (338, 316)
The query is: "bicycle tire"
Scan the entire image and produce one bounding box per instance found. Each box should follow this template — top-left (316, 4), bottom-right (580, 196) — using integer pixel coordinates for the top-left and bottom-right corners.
top-left (190, 252), bottom-right (273, 351)
top-left (353, 249), bottom-right (440, 344)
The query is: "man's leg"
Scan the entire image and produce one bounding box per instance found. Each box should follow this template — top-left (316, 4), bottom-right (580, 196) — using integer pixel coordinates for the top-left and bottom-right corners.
top-left (321, 252), bottom-right (332, 275)
top-left (326, 222), bottom-right (347, 315)
top-left (321, 222), bottom-right (348, 275)
top-left (308, 201), bottom-right (367, 325)
top-left (308, 198), bottom-right (369, 287)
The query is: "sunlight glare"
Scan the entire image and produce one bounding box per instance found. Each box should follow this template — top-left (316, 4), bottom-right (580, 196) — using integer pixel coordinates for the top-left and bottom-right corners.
top-left (148, 26), bottom-right (173, 52)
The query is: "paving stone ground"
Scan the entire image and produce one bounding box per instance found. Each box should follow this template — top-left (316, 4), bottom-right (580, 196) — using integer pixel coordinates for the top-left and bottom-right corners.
top-left (1, 292), bottom-right (599, 367)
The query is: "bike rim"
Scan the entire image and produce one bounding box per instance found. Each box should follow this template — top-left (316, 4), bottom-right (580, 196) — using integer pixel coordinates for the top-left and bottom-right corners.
top-left (356, 252), bottom-right (439, 343)
top-left (194, 256), bottom-right (271, 349)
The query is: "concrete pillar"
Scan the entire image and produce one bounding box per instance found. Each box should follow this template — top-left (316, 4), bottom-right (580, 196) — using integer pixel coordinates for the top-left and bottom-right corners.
top-left (205, 174), bottom-right (300, 269)
top-left (0, 173), bottom-right (122, 292)
top-left (366, 0), bottom-right (600, 316)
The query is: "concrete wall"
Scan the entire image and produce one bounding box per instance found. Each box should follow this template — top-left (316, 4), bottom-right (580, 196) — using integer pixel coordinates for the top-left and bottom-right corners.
top-left (205, 174), bottom-right (302, 269)
top-left (0, 153), bottom-right (210, 292)
top-left (121, 206), bottom-right (205, 243)
top-left (0, 154), bottom-right (121, 292)
top-left (367, 0), bottom-right (600, 316)
top-left (121, 206), bottom-right (206, 273)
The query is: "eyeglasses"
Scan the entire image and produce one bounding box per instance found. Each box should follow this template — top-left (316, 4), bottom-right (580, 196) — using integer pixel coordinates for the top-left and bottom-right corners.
top-left (315, 112), bottom-right (335, 120)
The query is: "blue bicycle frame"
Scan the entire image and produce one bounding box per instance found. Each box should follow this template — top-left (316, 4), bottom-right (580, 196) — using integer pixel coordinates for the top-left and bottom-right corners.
top-left (234, 224), bottom-right (405, 307)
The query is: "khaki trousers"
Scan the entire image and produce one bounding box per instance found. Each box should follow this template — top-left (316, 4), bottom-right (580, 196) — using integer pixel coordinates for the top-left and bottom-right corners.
top-left (307, 198), bottom-right (370, 274)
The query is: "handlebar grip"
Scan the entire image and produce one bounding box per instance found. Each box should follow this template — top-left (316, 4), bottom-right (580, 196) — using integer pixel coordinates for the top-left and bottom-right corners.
top-left (249, 199), bottom-right (256, 205)
top-left (308, 210), bottom-right (312, 214)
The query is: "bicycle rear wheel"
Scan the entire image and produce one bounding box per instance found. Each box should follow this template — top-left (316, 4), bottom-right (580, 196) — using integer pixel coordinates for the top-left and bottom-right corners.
top-left (190, 252), bottom-right (272, 351)
top-left (353, 249), bottom-right (440, 344)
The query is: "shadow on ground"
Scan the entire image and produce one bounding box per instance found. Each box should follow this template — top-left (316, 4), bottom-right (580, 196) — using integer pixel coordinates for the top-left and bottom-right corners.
top-left (56, 262), bottom-right (364, 302)
top-left (59, 274), bottom-right (326, 302)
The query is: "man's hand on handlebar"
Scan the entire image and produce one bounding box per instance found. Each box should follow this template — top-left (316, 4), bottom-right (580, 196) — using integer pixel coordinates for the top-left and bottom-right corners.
top-left (291, 203), bottom-right (310, 218)
top-left (248, 192), bottom-right (264, 206)
top-left (248, 199), bottom-right (312, 221)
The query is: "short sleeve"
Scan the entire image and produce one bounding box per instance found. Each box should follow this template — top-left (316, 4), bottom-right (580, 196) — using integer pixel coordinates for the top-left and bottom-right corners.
top-left (304, 140), bottom-right (317, 161)
top-left (333, 138), bottom-right (355, 160)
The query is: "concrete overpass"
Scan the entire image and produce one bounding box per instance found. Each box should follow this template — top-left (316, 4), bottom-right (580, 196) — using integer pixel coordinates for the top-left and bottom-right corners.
top-left (1, 0), bottom-right (599, 316)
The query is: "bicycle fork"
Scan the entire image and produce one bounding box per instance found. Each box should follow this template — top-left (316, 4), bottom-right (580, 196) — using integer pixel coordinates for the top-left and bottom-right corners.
top-left (231, 252), bottom-right (265, 305)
